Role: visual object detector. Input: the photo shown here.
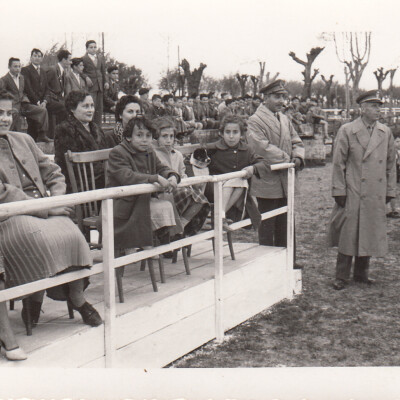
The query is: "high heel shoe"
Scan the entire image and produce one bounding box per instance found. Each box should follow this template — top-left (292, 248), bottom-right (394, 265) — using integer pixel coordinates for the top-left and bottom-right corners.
top-left (0, 341), bottom-right (27, 361)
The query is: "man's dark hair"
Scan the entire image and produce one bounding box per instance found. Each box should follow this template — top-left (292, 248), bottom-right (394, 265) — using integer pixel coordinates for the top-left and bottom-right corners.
top-left (31, 48), bottom-right (43, 57)
top-left (0, 89), bottom-right (15, 101)
top-left (65, 90), bottom-right (91, 113)
top-left (200, 94), bottom-right (208, 100)
top-left (107, 65), bottom-right (118, 74)
top-left (85, 40), bottom-right (96, 49)
top-left (115, 95), bottom-right (142, 122)
top-left (71, 57), bottom-right (83, 67)
top-left (162, 94), bottom-right (174, 103)
top-left (152, 94), bottom-right (161, 101)
top-left (8, 58), bottom-right (20, 67)
top-left (57, 49), bottom-right (71, 62)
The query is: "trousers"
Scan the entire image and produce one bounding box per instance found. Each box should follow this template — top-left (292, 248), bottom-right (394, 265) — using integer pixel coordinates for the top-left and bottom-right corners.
top-left (335, 252), bottom-right (370, 281)
top-left (89, 90), bottom-right (103, 127)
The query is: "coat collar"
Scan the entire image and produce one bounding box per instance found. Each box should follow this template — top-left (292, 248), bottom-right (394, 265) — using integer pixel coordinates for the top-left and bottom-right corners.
top-left (214, 138), bottom-right (248, 150)
top-left (351, 117), bottom-right (385, 159)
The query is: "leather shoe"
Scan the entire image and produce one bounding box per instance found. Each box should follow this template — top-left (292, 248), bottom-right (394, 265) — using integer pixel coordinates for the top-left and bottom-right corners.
top-left (354, 277), bottom-right (374, 285)
top-left (68, 301), bottom-right (103, 327)
top-left (332, 279), bottom-right (347, 290)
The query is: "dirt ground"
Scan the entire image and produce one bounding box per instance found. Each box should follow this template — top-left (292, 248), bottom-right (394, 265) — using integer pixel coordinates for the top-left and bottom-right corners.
top-left (171, 162), bottom-right (400, 367)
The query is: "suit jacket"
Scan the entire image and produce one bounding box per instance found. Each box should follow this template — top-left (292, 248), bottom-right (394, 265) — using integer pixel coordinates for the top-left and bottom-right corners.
top-left (103, 80), bottom-right (119, 112)
top-left (21, 64), bottom-right (48, 105)
top-left (46, 65), bottom-right (65, 102)
top-left (0, 131), bottom-right (66, 220)
top-left (64, 71), bottom-right (87, 96)
top-left (82, 54), bottom-right (106, 93)
top-left (0, 73), bottom-right (30, 111)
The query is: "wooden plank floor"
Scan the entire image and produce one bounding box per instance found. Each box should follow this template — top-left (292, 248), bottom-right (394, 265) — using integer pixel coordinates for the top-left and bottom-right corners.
top-left (0, 239), bottom-right (295, 368)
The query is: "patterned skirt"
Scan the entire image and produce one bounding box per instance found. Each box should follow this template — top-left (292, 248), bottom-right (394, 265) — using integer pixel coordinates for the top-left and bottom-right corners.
top-left (0, 215), bottom-right (92, 288)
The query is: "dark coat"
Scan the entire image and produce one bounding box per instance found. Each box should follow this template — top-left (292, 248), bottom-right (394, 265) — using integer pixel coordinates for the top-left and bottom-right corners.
top-left (0, 73), bottom-right (30, 111)
top-left (54, 115), bottom-right (116, 192)
top-left (21, 64), bottom-right (48, 105)
top-left (206, 138), bottom-right (266, 175)
top-left (103, 80), bottom-right (119, 112)
top-left (82, 54), bottom-right (106, 93)
top-left (107, 140), bottom-right (180, 249)
top-left (46, 65), bottom-right (65, 102)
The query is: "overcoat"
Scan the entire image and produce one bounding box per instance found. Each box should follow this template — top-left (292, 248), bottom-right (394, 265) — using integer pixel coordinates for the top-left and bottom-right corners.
top-left (327, 117), bottom-right (396, 257)
top-left (246, 104), bottom-right (305, 198)
top-left (106, 140), bottom-right (180, 249)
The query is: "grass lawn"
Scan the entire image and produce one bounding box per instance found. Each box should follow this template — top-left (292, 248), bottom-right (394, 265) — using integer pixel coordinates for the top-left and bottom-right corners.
top-left (171, 162), bottom-right (400, 367)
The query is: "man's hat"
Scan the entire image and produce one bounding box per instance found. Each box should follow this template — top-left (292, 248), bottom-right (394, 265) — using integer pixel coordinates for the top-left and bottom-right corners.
top-left (259, 79), bottom-right (287, 95)
top-left (138, 88), bottom-right (150, 95)
top-left (356, 90), bottom-right (383, 105)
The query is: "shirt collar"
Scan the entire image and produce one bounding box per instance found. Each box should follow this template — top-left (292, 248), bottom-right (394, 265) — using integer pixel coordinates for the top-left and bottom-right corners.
top-left (361, 117), bottom-right (376, 132)
top-left (58, 63), bottom-right (65, 74)
top-left (9, 72), bottom-right (19, 80)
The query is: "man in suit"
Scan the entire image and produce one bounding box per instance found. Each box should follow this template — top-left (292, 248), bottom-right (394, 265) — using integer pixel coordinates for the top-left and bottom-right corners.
top-left (1, 57), bottom-right (49, 142)
top-left (82, 40), bottom-right (106, 126)
top-left (247, 79), bottom-right (305, 268)
top-left (46, 49), bottom-right (71, 127)
top-left (103, 65), bottom-right (119, 113)
top-left (139, 88), bottom-right (151, 114)
top-left (65, 58), bottom-right (87, 96)
top-left (21, 48), bottom-right (52, 142)
top-left (328, 91), bottom-right (396, 290)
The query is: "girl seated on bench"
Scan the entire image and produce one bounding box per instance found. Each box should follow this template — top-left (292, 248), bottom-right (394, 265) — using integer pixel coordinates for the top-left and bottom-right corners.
top-left (152, 117), bottom-right (210, 236)
top-left (107, 115), bottom-right (181, 255)
top-left (206, 115), bottom-right (266, 227)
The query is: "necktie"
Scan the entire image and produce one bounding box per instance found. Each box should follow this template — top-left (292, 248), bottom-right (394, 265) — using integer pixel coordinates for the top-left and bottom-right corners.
top-left (37, 66), bottom-right (40, 76)
top-left (275, 113), bottom-right (280, 122)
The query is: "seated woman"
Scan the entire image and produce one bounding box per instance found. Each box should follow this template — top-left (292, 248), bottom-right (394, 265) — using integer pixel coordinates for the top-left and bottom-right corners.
top-left (152, 117), bottom-right (210, 236)
top-left (54, 90), bottom-right (118, 192)
top-left (107, 115), bottom-right (180, 256)
top-left (0, 90), bottom-right (102, 361)
top-left (113, 95), bottom-right (142, 144)
top-left (206, 115), bottom-right (266, 226)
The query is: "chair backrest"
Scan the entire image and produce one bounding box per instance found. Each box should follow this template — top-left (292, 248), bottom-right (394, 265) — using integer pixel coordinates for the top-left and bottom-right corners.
top-left (64, 148), bottom-right (112, 229)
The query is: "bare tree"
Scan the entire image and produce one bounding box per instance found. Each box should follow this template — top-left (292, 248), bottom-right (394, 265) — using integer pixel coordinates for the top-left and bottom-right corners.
top-left (388, 68), bottom-right (398, 108)
top-left (180, 59), bottom-right (207, 96)
top-left (250, 75), bottom-right (259, 95)
top-left (264, 72), bottom-right (280, 85)
top-left (259, 61), bottom-right (266, 88)
top-left (321, 74), bottom-right (334, 107)
top-left (236, 74), bottom-right (249, 96)
top-left (373, 67), bottom-right (389, 92)
top-left (334, 32), bottom-right (371, 104)
top-left (289, 47), bottom-right (324, 98)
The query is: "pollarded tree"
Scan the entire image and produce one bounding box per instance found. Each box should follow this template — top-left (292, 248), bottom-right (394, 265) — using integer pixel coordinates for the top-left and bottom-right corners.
top-left (180, 59), bottom-right (207, 96)
top-left (236, 74), bottom-right (249, 96)
top-left (321, 74), bottom-right (334, 107)
top-left (250, 75), bottom-right (259, 95)
top-left (289, 47), bottom-right (324, 98)
top-left (373, 67), bottom-right (389, 92)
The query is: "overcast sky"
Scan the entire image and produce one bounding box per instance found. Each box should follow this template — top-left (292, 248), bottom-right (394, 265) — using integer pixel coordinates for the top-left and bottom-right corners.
top-left (1, 0), bottom-right (400, 92)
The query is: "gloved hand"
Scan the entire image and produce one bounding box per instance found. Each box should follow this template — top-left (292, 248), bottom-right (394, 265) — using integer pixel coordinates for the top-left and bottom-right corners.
top-left (290, 157), bottom-right (303, 171)
top-left (334, 196), bottom-right (346, 208)
top-left (386, 196), bottom-right (394, 204)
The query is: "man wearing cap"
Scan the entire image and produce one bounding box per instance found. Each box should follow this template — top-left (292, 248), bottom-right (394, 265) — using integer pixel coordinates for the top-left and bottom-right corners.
top-left (247, 79), bottom-right (305, 266)
top-left (328, 90), bottom-right (396, 290)
top-left (139, 88), bottom-right (151, 114)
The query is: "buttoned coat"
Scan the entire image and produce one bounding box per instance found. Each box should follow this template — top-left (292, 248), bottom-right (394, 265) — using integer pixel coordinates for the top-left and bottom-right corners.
top-left (0, 131), bottom-right (65, 220)
top-left (106, 140), bottom-right (180, 249)
top-left (246, 104), bottom-right (305, 198)
top-left (64, 71), bottom-right (87, 96)
top-left (82, 54), bottom-right (106, 93)
top-left (21, 64), bottom-right (48, 105)
top-left (328, 117), bottom-right (396, 257)
top-left (46, 65), bottom-right (64, 101)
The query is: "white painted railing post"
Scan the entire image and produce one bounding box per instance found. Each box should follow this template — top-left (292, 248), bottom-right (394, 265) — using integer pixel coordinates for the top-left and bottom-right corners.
top-left (102, 198), bottom-right (117, 367)
top-left (286, 167), bottom-right (295, 299)
top-left (213, 180), bottom-right (224, 343)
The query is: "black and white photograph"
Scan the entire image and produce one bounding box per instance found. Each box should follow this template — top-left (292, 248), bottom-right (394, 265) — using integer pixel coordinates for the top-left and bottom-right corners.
top-left (0, 0), bottom-right (400, 398)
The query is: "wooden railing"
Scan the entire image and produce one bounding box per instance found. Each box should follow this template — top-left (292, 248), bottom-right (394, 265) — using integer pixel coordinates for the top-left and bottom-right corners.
top-left (0, 163), bottom-right (295, 367)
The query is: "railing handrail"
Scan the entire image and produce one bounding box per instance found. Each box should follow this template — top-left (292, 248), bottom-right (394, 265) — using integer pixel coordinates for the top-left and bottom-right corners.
top-left (0, 165), bottom-right (293, 219)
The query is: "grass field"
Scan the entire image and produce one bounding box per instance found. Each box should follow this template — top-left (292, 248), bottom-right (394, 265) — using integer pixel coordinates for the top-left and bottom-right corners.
top-left (171, 162), bottom-right (400, 367)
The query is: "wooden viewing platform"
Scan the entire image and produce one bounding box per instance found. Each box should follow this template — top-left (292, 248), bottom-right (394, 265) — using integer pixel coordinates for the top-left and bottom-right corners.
top-left (0, 163), bottom-right (299, 368)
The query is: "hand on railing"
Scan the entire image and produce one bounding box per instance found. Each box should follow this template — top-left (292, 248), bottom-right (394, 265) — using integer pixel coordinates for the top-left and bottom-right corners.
top-left (155, 175), bottom-right (176, 193)
top-left (241, 166), bottom-right (254, 179)
top-left (48, 206), bottom-right (74, 216)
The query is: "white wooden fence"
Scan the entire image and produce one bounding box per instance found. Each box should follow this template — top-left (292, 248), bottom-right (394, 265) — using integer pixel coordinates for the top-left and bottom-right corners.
top-left (0, 163), bottom-right (295, 367)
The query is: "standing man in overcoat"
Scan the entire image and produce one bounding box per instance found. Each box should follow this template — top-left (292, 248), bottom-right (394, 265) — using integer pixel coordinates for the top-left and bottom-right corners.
top-left (246, 79), bottom-right (305, 268)
top-left (328, 91), bottom-right (396, 290)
